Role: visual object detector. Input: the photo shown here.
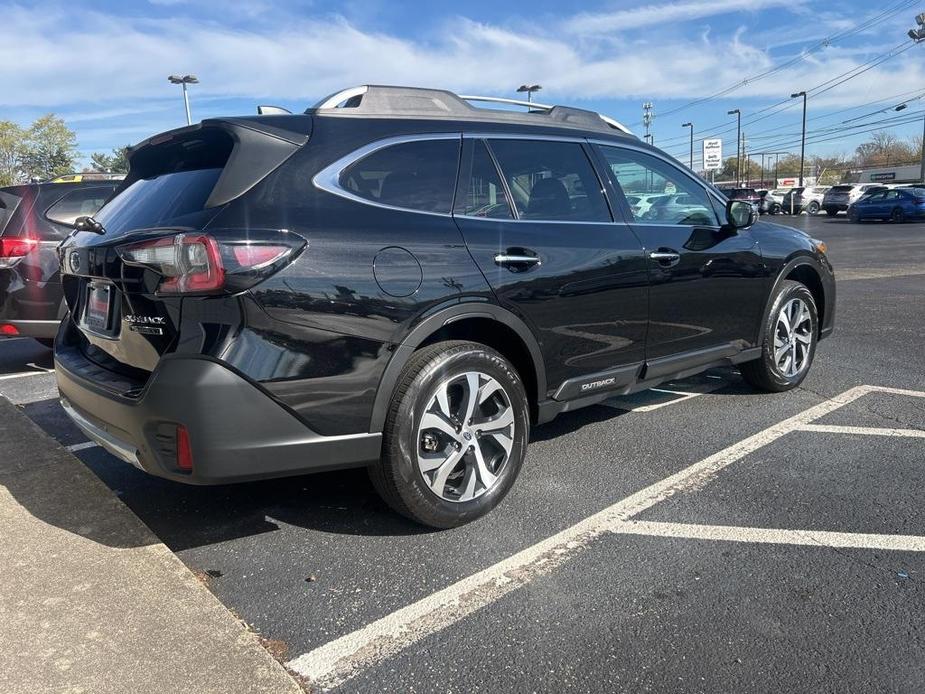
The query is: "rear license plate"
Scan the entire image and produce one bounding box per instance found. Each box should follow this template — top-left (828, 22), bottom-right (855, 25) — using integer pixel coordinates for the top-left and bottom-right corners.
top-left (84, 282), bottom-right (113, 333)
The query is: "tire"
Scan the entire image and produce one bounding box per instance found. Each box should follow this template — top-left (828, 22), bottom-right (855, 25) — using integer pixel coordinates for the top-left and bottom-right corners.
top-left (370, 340), bottom-right (530, 528)
top-left (825, 208), bottom-right (837, 217)
top-left (771, 204), bottom-right (781, 215)
top-left (848, 209), bottom-right (860, 224)
top-left (807, 201), bottom-right (820, 215)
top-left (891, 207), bottom-right (906, 224)
top-left (740, 280), bottom-right (819, 393)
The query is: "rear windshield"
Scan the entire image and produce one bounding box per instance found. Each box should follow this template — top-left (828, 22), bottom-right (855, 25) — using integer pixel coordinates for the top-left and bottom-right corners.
top-left (830, 186), bottom-right (853, 193)
top-left (93, 168), bottom-right (223, 235)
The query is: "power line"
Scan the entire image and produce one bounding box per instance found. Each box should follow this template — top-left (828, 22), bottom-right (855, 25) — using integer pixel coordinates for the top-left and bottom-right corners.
top-left (632, 0), bottom-right (920, 124)
top-left (656, 38), bottom-right (921, 154)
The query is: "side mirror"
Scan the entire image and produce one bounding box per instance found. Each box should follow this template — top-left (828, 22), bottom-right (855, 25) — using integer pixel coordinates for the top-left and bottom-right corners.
top-left (726, 199), bottom-right (758, 230)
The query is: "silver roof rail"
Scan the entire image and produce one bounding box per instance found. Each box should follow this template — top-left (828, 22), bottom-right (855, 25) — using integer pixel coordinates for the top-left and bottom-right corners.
top-left (460, 94), bottom-right (633, 135)
top-left (309, 85), bottom-right (634, 137)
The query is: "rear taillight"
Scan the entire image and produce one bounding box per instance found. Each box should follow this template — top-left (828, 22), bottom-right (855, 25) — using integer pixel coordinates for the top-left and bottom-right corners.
top-left (116, 230), bottom-right (304, 295)
top-left (0, 237), bottom-right (38, 269)
top-left (0, 323), bottom-right (19, 336)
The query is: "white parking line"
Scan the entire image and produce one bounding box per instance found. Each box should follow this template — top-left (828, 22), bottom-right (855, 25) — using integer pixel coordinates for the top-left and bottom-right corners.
top-left (0, 370), bottom-right (54, 381)
top-left (65, 441), bottom-right (99, 453)
top-left (798, 424), bottom-right (925, 438)
top-left (606, 382), bottom-right (725, 413)
top-left (286, 384), bottom-right (899, 690)
top-left (612, 520), bottom-right (925, 552)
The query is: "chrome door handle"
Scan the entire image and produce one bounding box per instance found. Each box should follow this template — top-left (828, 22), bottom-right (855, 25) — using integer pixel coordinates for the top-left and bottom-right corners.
top-left (494, 254), bottom-right (541, 267)
top-left (649, 251), bottom-right (681, 266)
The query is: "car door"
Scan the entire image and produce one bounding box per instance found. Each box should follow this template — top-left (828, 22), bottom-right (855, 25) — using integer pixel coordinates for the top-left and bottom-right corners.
top-left (454, 137), bottom-right (648, 397)
top-left (861, 191), bottom-right (887, 219)
top-left (592, 142), bottom-right (767, 374)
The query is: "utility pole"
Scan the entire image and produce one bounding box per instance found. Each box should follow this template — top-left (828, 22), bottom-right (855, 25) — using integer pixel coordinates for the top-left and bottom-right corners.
top-left (743, 132), bottom-right (749, 186)
top-left (908, 14), bottom-right (925, 181)
top-left (791, 91), bottom-right (808, 187)
top-left (682, 122), bottom-right (694, 170)
top-left (643, 102), bottom-right (655, 145)
top-left (728, 109), bottom-right (741, 185)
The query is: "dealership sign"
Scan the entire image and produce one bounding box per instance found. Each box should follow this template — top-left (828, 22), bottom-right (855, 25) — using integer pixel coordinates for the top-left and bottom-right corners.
top-left (703, 139), bottom-right (722, 170)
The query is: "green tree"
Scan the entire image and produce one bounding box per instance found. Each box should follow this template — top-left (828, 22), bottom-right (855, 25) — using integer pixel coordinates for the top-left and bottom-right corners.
top-left (89, 145), bottom-right (130, 174)
top-left (0, 121), bottom-right (25, 186)
top-left (18, 114), bottom-right (78, 181)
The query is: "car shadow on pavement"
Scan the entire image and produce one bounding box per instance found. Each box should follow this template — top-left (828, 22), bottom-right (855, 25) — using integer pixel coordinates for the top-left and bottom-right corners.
top-left (76, 448), bottom-right (433, 551)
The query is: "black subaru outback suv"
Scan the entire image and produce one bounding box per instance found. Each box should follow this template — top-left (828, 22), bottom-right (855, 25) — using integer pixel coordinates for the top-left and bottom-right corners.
top-left (55, 86), bottom-right (835, 528)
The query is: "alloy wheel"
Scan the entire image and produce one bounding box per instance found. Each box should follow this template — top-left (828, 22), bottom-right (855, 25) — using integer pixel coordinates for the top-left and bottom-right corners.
top-left (773, 298), bottom-right (813, 378)
top-left (416, 371), bottom-right (515, 502)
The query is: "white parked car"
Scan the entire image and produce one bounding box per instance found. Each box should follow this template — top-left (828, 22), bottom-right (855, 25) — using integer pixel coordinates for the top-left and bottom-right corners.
top-left (782, 186), bottom-right (830, 215)
top-left (625, 193), bottom-right (668, 217)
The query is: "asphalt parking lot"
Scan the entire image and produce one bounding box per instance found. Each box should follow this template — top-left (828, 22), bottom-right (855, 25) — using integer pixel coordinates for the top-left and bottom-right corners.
top-left (3, 214), bottom-right (924, 692)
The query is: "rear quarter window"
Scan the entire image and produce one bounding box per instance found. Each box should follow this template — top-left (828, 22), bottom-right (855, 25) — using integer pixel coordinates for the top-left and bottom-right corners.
top-left (339, 138), bottom-right (460, 214)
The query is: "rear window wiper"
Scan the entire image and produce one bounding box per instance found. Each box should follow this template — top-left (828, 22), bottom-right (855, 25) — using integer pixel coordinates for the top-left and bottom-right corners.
top-left (74, 215), bottom-right (106, 235)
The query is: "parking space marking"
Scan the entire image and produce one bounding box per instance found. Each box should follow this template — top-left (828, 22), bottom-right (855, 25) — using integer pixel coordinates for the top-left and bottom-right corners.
top-left (605, 382), bottom-right (726, 413)
top-left (798, 423), bottom-right (925, 438)
top-left (0, 370), bottom-right (54, 381)
top-left (65, 441), bottom-right (99, 453)
top-left (611, 521), bottom-right (925, 553)
top-left (286, 384), bottom-right (893, 690)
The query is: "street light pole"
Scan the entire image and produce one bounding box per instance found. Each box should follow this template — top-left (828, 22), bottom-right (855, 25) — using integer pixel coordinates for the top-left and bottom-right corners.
top-left (728, 109), bottom-right (741, 185)
top-left (682, 122), bottom-right (694, 171)
top-left (791, 91), bottom-right (807, 187)
top-left (516, 84), bottom-right (542, 103)
top-left (168, 74), bottom-right (199, 125)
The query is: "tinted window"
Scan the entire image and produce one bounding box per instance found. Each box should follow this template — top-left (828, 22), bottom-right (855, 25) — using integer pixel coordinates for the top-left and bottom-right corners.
top-left (340, 139), bottom-right (460, 214)
top-left (864, 192), bottom-right (886, 202)
top-left (455, 140), bottom-right (513, 219)
top-left (597, 146), bottom-right (720, 226)
top-left (44, 186), bottom-right (114, 226)
top-left (94, 168), bottom-right (222, 234)
top-left (487, 140), bottom-right (610, 222)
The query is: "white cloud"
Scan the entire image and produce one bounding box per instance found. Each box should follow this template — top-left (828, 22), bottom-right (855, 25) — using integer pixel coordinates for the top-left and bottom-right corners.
top-left (564, 0), bottom-right (801, 35)
top-left (1, 1), bottom-right (922, 126)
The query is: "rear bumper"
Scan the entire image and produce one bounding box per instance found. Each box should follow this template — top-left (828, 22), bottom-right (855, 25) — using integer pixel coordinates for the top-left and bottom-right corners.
top-left (0, 319), bottom-right (60, 338)
top-left (55, 354), bottom-right (381, 484)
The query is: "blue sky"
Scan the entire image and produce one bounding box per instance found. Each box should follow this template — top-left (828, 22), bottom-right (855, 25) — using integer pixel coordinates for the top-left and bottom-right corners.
top-left (2, 0), bottom-right (924, 169)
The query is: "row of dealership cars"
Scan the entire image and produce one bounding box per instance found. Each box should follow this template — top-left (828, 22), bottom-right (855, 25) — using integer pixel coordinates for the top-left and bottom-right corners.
top-left (721, 183), bottom-right (925, 221)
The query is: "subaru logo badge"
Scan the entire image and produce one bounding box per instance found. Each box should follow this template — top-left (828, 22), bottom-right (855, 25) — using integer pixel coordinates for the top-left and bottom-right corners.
top-left (68, 251), bottom-right (80, 274)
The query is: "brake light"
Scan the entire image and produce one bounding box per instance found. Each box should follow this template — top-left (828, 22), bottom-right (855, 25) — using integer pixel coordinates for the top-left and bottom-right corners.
top-left (176, 425), bottom-right (193, 472)
top-left (0, 323), bottom-right (19, 336)
top-left (0, 237), bottom-right (38, 269)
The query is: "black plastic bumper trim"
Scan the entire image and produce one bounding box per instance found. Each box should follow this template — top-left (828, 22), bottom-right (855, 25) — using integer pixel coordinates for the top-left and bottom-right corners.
top-left (56, 355), bottom-right (382, 484)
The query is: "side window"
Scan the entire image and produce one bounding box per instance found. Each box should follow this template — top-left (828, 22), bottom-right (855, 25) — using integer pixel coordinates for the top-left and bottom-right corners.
top-left (597, 145), bottom-right (721, 226)
top-left (884, 190), bottom-right (900, 200)
top-left (339, 139), bottom-right (460, 214)
top-left (867, 192), bottom-right (886, 202)
top-left (454, 140), bottom-right (513, 219)
top-left (44, 186), bottom-right (115, 226)
top-left (486, 140), bottom-right (611, 222)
